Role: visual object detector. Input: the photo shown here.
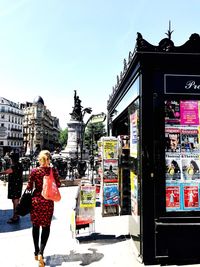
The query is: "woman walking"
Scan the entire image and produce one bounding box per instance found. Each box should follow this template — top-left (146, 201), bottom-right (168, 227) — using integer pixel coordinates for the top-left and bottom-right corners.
top-left (0, 152), bottom-right (23, 223)
top-left (26, 150), bottom-right (61, 267)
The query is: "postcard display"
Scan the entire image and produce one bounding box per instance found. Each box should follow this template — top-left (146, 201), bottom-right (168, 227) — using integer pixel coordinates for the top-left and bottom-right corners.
top-left (101, 137), bottom-right (119, 216)
top-left (165, 100), bottom-right (200, 212)
top-left (71, 183), bottom-right (96, 237)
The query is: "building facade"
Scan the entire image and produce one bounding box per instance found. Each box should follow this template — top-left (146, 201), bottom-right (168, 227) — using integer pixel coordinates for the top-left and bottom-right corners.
top-left (20, 96), bottom-right (60, 156)
top-left (0, 97), bottom-right (24, 156)
top-left (0, 95), bottom-right (60, 157)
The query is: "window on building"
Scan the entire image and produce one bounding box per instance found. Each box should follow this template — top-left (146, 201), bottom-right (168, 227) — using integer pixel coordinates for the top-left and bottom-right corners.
top-left (1, 123), bottom-right (4, 127)
top-left (1, 114), bottom-right (4, 119)
top-left (0, 141), bottom-right (3, 146)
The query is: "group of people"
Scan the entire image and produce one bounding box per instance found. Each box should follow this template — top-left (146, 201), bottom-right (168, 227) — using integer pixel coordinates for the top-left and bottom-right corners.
top-left (0, 150), bottom-right (61, 267)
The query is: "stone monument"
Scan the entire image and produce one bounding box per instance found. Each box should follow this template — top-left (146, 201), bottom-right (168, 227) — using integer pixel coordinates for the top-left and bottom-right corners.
top-left (62, 90), bottom-right (86, 159)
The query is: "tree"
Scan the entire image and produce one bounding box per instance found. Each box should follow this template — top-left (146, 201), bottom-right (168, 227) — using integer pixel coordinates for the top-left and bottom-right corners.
top-left (59, 128), bottom-right (68, 149)
top-left (84, 122), bottom-right (107, 154)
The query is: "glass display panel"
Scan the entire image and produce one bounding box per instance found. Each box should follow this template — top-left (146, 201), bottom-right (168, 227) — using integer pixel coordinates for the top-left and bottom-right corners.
top-left (129, 99), bottom-right (140, 218)
top-left (165, 100), bottom-right (200, 212)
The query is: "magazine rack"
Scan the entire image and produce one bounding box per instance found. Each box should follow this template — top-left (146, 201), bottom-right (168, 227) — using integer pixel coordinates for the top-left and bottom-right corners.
top-left (70, 182), bottom-right (96, 237)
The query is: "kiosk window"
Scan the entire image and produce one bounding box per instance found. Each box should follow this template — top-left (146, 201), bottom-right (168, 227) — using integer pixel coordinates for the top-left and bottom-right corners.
top-left (165, 100), bottom-right (200, 212)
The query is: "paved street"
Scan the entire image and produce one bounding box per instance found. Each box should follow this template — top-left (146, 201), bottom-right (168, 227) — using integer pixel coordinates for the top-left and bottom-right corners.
top-left (1, 181), bottom-right (200, 267)
top-left (0, 181), bottom-right (140, 267)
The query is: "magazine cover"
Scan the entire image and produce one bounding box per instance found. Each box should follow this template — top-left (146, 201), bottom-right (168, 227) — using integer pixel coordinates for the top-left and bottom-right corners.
top-left (183, 184), bottom-right (199, 210)
top-left (165, 127), bottom-right (181, 153)
top-left (182, 157), bottom-right (200, 181)
top-left (103, 159), bottom-right (118, 180)
top-left (180, 127), bottom-right (200, 153)
top-left (165, 158), bottom-right (181, 181)
top-left (180, 100), bottom-right (199, 125)
top-left (165, 100), bottom-right (180, 125)
top-left (103, 139), bottom-right (118, 159)
top-left (103, 183), bottom-right (119, 206)
top-left (166, 184), bottom-right (181, 211)
top-left (80, 185), bottom-right (96, 208)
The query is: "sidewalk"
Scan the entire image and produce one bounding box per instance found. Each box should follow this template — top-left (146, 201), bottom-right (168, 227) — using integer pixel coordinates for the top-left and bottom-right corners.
top-left (0, 182), bottom-right (142, 267)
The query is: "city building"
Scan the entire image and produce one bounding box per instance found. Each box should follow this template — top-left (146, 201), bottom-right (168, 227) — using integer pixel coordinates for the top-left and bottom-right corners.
top-left (0, 95), bottom-right (60, 157)
top-left (0, 97), bottom-right (24, 156)
top-left (20, 96), bottom-right (60, 156)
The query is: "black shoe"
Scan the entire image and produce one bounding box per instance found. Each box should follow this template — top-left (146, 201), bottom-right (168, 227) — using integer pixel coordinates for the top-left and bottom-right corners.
top-left (7, 217), bottom-right (19, 224)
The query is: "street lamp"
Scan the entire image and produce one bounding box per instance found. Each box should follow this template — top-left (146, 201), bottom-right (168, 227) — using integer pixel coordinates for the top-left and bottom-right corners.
top-left (76, 107), bottom-right (91, 178)
top-left (80, 107), bottom-right (92, 161)
top-left (44, 130), bottom-right (50, 150)
top-left (24, 117), bottom-right (29, 155)
top-left (30, 127), bottom-right (34, 157)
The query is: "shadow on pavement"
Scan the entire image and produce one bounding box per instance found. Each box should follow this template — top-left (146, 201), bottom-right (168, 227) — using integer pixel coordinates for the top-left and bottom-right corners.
top-left (45, 248), bottom-right (104, 267)
top-left (0, 209), bottom-right (32, 233)
top-left (77, 233), bottom-right (131, 245)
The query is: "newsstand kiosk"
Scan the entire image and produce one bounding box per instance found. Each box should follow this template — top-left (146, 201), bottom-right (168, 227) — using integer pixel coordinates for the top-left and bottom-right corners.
top-left (107, 32), bottom-right (200, 265)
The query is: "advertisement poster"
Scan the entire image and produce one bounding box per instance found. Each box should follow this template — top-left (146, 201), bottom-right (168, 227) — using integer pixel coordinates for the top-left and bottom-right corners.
top-left (80, 185), bottom-right (96, 208)
top-left (103, 183), bottom-right (119, 206)
top-left (130, 111), bottom-right (138, 158)
top-left (130, 170), bottom-right (138, 217)
top-left (166, 185), bottom-right (180, 210)
top-left (183, 185), bottom-right (199, 210)
top-left (103, 139), bottom-right (118, 159)
top-left (180, 100), bottom-right (199, 125)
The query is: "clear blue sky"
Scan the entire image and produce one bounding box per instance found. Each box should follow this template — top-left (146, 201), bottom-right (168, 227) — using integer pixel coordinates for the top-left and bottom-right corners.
top-left (0, 0), bottom-right (200, 129)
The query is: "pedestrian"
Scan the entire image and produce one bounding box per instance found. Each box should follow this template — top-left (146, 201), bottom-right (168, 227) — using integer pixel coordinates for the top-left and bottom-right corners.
top-left (25, 150), bottom-right (61, 267)
top-left (4, 152), bottom-right (11, 169)
top-left (0, 152), bottom-right (23, 223)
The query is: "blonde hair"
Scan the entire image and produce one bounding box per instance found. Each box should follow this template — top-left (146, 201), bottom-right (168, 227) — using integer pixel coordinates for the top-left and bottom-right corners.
top-left (38, 150), bottom-right (51, 166)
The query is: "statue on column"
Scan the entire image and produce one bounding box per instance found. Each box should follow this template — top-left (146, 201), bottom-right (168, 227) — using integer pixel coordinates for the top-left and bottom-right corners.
top-left (70, 90), bottom-right (83, 121)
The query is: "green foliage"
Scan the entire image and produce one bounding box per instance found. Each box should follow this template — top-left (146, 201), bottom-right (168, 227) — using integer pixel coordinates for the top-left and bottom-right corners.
top-left (59, 128), bottom-right (68, 149)
top-left (84, 122), bottom-right (107, 153)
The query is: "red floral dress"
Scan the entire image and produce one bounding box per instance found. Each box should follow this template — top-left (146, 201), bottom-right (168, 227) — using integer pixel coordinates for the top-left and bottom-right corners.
top-left (26, 166), bottom-right (61, 227)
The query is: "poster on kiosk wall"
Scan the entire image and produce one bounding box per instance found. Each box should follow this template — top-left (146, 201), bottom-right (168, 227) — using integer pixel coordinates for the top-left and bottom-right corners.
top-left (130, 110), bottom-right (140, 218)
top-left (165, 100), bottom-right (200, 212)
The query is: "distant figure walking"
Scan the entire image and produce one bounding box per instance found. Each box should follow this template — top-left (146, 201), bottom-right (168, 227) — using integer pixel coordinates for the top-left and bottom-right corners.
top-left (26, 150), bottom-right (61, 267)
top-left (0, 152), bottom-right (23, 223)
